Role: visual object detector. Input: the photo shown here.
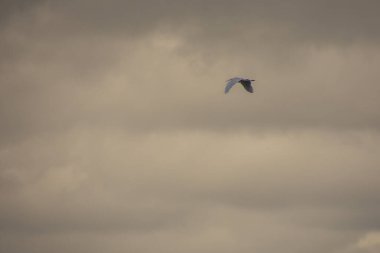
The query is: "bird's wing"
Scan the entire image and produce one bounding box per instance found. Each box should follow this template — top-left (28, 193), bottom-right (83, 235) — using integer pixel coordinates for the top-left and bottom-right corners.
top-left (243, 83), bottom-right (254, 93)
top-left (225, 77), bottom-right (243, 93)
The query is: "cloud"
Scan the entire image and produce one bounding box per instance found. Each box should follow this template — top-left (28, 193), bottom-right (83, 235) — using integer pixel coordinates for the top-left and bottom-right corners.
top-left (357, 232), bottom-right (380, 252)
top-left (1, 1), bottom-right (380, 144)
top-left (1, 1), bottom-right (380, 253)
top-left (1, 129), bottom-right (379, 253)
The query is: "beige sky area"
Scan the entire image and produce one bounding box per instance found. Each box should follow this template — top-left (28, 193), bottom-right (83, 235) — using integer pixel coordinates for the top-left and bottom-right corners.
top-left (1, 1), bottom-right (380, 253)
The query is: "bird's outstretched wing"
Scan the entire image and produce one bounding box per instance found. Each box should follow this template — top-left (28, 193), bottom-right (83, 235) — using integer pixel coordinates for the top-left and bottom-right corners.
top-left (225, 77), bottom-right (244, 94)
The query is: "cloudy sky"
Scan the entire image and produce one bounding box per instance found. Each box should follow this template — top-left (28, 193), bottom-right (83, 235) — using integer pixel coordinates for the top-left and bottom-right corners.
top-left (1, 1), bottom-right (380, 252)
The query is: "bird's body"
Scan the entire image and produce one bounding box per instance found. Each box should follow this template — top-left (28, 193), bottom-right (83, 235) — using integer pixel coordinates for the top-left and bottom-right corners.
top-left (225, 77), bottom-right (255, 94)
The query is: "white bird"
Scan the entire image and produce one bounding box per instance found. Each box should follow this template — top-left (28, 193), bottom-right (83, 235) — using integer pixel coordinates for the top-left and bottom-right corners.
top-left (225, 77), bottom-right (255, 94)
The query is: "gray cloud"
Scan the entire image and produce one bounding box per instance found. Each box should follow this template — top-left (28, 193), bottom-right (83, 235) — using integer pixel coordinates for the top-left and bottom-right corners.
top-left (32, 1), bottom-right (380, 41)
top-left (1, 129), bottom-right (379, 253)
top-left (1, 1), bottom-right (380, 253)
top-left (1, 1), bottom-right (380, 141)
top-left (0, 0), bottom-right (44, 27)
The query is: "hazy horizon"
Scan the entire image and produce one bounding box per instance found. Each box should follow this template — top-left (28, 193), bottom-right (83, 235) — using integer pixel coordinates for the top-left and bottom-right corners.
top-left (1, 1), bottom-right (380, 252)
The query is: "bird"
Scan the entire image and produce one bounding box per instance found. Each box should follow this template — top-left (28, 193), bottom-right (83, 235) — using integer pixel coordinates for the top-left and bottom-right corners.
top-left (225, 77), bottom-right (255, 94)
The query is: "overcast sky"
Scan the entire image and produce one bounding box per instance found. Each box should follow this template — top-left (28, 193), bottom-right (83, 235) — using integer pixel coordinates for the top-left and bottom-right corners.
top-left (1, 1), bottom-right (380, 253)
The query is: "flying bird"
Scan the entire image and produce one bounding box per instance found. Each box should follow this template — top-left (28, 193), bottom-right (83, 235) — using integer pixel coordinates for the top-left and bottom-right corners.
top-left (225, 77), bottom-right (255, 94)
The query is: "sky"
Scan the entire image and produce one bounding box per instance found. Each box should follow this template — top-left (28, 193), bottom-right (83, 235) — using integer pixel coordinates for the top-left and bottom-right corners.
top-left (1, 0), bottom-right (380, 252)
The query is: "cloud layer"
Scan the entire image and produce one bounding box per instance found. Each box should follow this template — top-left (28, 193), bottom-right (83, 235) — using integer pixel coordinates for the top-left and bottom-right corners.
top-left (1, 1), bottom-right (380, 253)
